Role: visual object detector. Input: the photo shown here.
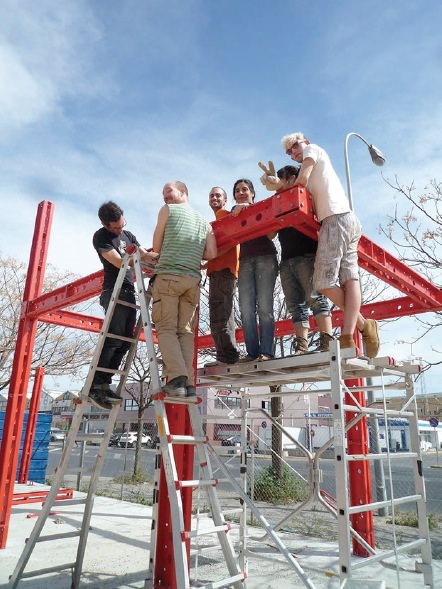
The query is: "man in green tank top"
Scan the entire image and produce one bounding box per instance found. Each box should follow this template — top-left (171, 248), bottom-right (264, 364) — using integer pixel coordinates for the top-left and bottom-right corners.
top-left (152, 181), bottom-right (217, 397)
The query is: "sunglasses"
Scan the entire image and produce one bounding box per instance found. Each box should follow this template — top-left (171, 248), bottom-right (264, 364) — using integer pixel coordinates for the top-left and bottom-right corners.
top-left (286, 140), bottom-right (303, 155)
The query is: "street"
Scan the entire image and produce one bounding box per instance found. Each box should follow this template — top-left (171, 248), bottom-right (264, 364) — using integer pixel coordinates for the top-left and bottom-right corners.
top-left (47, 443), bottom-right (442, 514)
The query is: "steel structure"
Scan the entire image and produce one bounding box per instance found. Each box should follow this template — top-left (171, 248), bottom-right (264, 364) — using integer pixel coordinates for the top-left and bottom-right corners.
top-left (1, 187), bottom-right (441, 570)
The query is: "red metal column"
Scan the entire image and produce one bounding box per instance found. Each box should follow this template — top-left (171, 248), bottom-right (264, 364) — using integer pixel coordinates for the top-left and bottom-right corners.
top-left (153, 403), bottom-right (193, 589)
top-left (18, 367), bottom-right (45, 483)
top-left (0, 201), bottom-right (53, 548)
top-left (153, 304), bottom-right (199, 587)
top-left (345, 332), bottom-right (374, 555)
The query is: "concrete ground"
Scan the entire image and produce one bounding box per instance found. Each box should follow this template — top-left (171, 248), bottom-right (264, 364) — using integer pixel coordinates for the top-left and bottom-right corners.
top-left (1, 484), bottom-right (441, 589)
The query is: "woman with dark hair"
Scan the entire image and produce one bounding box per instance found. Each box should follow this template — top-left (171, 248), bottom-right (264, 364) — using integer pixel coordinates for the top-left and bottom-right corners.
top-left (232, 178), bottom-right (278, 361)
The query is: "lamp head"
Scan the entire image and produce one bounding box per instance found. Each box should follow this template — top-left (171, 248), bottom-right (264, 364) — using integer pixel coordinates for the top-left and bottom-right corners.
top-left (368, 144), bottom-right (385, 167)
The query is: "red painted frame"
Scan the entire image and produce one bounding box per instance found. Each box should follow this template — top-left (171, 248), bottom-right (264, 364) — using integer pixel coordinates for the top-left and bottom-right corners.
top-left (0, 193), bottom-right (440, 580)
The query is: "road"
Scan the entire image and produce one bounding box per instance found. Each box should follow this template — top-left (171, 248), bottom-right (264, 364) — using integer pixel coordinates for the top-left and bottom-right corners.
top-left (47, 442), bottom-right (442, 514)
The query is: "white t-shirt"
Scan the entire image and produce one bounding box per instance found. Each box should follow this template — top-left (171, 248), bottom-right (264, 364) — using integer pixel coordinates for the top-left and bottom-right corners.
top-left (303, 144), bottom-right (350, 222)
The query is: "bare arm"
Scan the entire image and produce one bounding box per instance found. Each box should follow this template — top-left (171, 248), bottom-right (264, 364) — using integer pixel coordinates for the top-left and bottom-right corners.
top-left (294, 157), bottom-right (315, 188)
top-left (202, 227), bottom-right (217, 260)
top-left (152, 205), bottom-right (169, 253)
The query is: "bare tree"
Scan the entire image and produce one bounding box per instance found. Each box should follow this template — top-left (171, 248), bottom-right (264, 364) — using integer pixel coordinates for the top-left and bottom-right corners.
top-left (124, 345), bottom-right (155, 476)
top-left (378, 178), bottom-right (442, 364)
top-left (0, 254), bottom-right (96, 390)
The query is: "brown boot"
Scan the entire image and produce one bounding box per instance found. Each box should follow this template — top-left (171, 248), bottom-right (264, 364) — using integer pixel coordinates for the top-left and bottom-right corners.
top-left (339, 334), bottom-right (356, 350)
top-left (291, 336), bottom-right (309, 355)
top-left (362, 319), bottom-right (380, 358)
top-left (315, 332), bottom-right (335, 352)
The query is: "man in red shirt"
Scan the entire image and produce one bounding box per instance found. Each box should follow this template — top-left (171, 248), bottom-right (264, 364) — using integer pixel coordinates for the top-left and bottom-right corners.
top-left (205, 187), bottom-right (240, 365)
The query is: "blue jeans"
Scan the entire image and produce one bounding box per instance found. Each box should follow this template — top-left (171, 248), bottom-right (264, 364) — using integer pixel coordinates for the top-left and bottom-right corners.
top-left (238, 254), bottom-right (278, 358)
top-left (280, 254), bottom-right (330, 328)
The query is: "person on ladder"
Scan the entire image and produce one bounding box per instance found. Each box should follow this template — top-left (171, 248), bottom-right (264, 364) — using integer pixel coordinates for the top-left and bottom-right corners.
top-left (89, 200), bottom-right (158, 409)
top-left (152, 181), bottom-right (217, 397)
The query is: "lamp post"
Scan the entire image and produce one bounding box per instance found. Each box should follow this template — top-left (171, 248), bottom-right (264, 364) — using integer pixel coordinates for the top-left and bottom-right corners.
top-left (344, 132), bottom-right (385, 210)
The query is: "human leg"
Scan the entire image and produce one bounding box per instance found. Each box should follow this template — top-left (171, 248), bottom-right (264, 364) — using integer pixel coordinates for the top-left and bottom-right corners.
top-left (280, 257), bottom-right (309, 353)
top-left (209, 269), bottom-right (239, 363)
top-left (152, 275), bottom-right (189, 382)
top-left (238, 258), bottom-right (259, 359)
top-left (92, 289), bottom-right (136, 386)
top-left (177, 276), bottom-right (201, 384)
top-left (255, 254), bottom-right (278, 357)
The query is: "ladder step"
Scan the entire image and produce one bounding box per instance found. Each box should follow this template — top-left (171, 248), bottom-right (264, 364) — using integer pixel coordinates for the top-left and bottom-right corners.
top-left (168, 434), bottom-right (207, 445)
top-left (104, 332), bottom-right (138, 344)
top-left (75, 432), bottom-right (108, 441)
top-left (36, 530), bottom-right (81, 543)
top-left (93, 366), bottom-right (127, 375)
top-left (182, 523), bottom-right (232, 539)
top-left (115, 299), bottom-right (139, 309)
top-left (178, 479), bottom-right (217, 489)
top-left (20, 562), bottom-right (77, 579)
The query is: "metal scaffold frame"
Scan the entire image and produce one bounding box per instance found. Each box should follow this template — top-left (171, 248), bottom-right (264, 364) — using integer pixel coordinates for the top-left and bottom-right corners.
top-left (198, 344), bottom-right (433, 586)
top-left (1, 186), bottom-right (441, 585)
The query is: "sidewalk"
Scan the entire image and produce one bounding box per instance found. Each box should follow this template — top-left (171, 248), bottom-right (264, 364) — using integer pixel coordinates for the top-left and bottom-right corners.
top-left (1, 484), bottom-right (441, 589)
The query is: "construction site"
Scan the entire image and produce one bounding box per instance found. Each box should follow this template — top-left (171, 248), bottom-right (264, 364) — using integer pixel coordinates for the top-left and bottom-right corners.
top-left (1, 183), bottom-right (441, 589)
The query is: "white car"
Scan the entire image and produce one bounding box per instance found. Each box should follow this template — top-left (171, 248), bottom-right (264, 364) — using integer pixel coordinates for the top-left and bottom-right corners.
top-left (420, 440), bottom-right (432, 451)
top-left (118, 432), bottom-right (151, 448)
top-left (50, 428), bottom-right (66, 442)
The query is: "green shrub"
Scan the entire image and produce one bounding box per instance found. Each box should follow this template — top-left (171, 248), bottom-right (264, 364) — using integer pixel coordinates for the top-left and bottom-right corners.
top-left (251, 466), bottom-right (308, 505)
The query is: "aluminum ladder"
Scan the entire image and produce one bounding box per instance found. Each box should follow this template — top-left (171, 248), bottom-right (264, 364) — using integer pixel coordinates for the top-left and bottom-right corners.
top-left (8, 247), bottom-right (146, 588)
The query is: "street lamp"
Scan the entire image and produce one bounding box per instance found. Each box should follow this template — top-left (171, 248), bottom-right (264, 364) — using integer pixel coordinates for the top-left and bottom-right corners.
top-left (344, 132), bottom-right (386, 210)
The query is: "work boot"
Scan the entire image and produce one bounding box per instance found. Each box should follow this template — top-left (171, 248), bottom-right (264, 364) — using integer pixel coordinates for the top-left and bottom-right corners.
top-left (162, 376), bottom-right (187, 398)
top-left (314, 332), bottom-right (335, 353)
top-left (361, 319), bottom-right (380, 358)
top-left (93, 383), bottom-right (122, 404)
top-left (291, 336), bottom-right (309, 355)
top-left (339, 334), bottom-right (356, 351)
top-left (88, 388), bottom-right (113, 410)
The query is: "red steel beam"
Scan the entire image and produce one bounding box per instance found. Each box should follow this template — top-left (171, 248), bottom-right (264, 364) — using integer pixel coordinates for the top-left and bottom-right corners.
top-left (0, 201), bottom-right (53, 548)
top-left (26, 271), bottom-right (103, 318)
top-left (213, 187), bottom-right (442, 309)
top-left (18, 367), bottom-right (45, 483)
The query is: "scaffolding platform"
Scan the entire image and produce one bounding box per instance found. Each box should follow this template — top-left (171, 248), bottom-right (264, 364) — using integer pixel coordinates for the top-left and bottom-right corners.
top-left (197, 350), bottom-right (420, 389)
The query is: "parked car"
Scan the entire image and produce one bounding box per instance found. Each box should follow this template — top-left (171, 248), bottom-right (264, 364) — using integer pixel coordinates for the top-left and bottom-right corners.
top-left (221, 435), bottom-right (242, 446)
top-left (50, 428), bottom-right (66, 442)
top-left (109, 433), bottom-right (123, 447)
top-left (118, 432), bottom-right (151, 448)
top-left (420, 440), bottom-right (433, 451)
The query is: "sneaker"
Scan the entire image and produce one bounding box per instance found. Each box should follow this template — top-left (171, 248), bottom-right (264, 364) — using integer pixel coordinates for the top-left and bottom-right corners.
top-left (239, 355), bottom-right (258, 363)
top-left (339, 334), bottom-right (356, 350)
top-left (257, 353), bottom-right (273, 361)
top-left (88, 388), bottom-right (113, 410)
top-left (314, 332), bottom-right (335, 353)
top-left (362, 319), bottom-right (380, 358)
top-left (291, 336), bottom-right (309, 355)
top-left (204, 360), bottom-right (228, 367)
top-left (186, 385), bottom-right (197, 397)
top-left (162, 376), bottom-right (187, 398)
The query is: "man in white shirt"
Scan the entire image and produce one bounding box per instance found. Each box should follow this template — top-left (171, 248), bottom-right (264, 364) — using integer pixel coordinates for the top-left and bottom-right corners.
top-left (281, 131), bottom-right (379, 358)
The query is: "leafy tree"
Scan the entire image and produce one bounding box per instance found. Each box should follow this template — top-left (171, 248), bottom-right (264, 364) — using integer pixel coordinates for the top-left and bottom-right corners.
top-left (0, 254), bottom-right (96, 391)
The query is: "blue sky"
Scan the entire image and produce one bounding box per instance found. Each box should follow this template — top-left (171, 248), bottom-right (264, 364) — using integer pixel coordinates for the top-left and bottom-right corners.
top-left (1, 1), bottom-right (442, 393)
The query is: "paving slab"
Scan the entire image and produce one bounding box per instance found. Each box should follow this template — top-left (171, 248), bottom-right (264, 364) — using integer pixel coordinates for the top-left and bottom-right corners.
top-left (1, 484), bottom-right (441, 589)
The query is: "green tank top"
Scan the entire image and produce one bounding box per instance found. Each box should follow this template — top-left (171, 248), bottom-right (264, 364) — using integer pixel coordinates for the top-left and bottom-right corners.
top-left (156, 204), bottom-right (210, 279)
